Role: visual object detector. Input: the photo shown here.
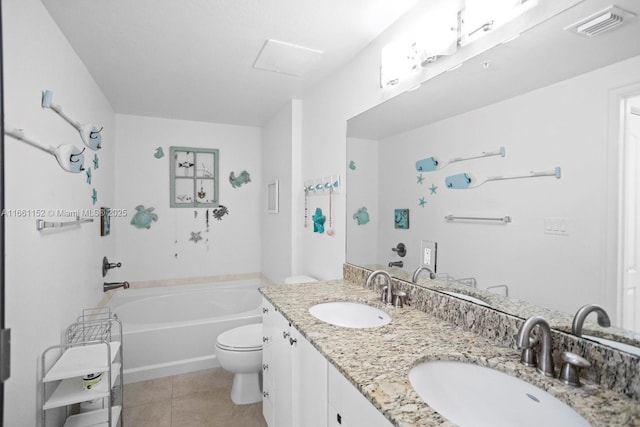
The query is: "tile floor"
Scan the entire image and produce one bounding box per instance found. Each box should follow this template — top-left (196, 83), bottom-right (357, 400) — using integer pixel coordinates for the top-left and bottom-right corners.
top-left (123, 368), bottom-right (268, 427)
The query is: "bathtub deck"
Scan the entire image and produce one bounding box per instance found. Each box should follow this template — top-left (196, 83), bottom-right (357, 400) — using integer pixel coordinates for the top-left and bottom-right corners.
top-left (123, 368), bottom-right (267, 427)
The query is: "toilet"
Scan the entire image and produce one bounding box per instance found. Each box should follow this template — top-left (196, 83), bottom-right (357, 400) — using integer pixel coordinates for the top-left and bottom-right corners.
top-left (284, 275), bottom-right (317, 284)
top-left (215, 323), bottom-right (263, 405)
top-left (216, 276), bottom-right (317, 405)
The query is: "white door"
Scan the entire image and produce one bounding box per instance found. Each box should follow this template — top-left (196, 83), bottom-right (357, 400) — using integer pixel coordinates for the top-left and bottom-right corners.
top-left (622, 98), bottom-right (640, 331)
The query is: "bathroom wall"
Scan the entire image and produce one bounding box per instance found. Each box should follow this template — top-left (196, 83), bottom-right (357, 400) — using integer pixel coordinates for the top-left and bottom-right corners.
top-left (368, 54), bottom-right (640, 316)
top-left (113, 114), bottom-right (262, 282)
top-left (261, 100), bottom-right (303, 284)
top-left (296, 3), bottom-right (448, 280)
top-left (2, 0), bottom-right (116, 425)
top-left (345, 137), bottom-right (379, 267)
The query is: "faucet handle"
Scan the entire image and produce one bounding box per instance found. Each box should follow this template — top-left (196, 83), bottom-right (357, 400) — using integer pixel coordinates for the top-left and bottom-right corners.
top-left (392, 291), bottom-right (409, 308)
top-left (559, 352), bottom-right (590, 387)
top-left (517, 336), bottom-right (537, 367)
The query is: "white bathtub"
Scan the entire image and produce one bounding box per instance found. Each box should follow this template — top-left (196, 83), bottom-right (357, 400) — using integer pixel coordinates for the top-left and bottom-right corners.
top-left (108, 279), bottom-right (263, 384)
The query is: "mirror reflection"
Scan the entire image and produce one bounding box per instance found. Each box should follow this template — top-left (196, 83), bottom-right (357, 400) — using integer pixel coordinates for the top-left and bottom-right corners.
top-left (346, 0), bottom-right (640, 355)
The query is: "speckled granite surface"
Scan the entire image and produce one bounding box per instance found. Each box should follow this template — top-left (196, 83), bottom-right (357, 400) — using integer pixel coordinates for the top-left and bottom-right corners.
top-left (360, 264), bottom-right (640, 347)
top-left (260, 279), bottom-right (640, 427)
top-left (347, 264), bottom-right (640, 400)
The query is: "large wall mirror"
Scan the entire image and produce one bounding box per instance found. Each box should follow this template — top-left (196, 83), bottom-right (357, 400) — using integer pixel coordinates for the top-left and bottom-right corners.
top-left (346, 0), bottom-right (640, 357)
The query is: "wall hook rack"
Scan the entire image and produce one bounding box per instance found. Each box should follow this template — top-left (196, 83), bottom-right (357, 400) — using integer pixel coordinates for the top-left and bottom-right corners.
top-left (304, 175), bottom-right (341, 196)
top-left (41, 90), bottom-right (103, 151)
top-left (416, 146), bottom-right (505, 172)
top-left (445, 167), bottom-right (561, 189)
top-left (5, 127), bottom-right (86, 173)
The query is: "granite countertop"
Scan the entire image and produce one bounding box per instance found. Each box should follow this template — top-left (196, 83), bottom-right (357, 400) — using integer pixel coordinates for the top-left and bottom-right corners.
top-left (370, 264), bottom-right (640, 347)
top-left (259, 280), bottom-right (640, 427)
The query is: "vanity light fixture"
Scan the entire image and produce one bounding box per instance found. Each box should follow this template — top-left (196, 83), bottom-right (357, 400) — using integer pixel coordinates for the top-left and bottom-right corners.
top-left (380, 39), bottom-right (419, 86)
top-left (380, 0), bottom-right (537, 88)
top-left (460, 0), bottom-right (538, 46)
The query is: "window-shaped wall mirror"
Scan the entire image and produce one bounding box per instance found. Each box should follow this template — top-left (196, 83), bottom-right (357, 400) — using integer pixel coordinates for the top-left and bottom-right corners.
top-left (170, 146), bottom-right (219, 207)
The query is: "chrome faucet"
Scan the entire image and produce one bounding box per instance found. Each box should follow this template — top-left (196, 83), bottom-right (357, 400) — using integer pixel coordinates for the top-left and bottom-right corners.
top-left (366, 270), bottom-right (394, 305)
top-left (516, 315), bottom-right (555, 377)
top-left (571, 304), bottom-right (611, 336)
top-left (103, 281), bottom-right (130, 292)
top-left (411, 265), bottom-right (435, 283)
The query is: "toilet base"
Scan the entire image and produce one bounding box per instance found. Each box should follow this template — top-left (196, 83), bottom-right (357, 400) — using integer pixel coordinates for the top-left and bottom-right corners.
top-left (230, 372), bottom-right (262, 405)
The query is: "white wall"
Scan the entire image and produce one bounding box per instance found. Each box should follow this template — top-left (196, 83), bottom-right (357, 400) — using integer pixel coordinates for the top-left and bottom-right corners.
top-left (2, 1), bottom-right (116, 425)
top-left (295, 0), bottom-right (585, 281)
top-left (261, 101), bottom-right (296, 284)
top-left (355, 54), bottom-right (640, 316)
top-left (113, 114), bottom-right (262, 282)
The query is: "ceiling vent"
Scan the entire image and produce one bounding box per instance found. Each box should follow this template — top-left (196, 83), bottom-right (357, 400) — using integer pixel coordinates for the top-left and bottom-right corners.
top-left (564, 5), bottom-right (636, 37)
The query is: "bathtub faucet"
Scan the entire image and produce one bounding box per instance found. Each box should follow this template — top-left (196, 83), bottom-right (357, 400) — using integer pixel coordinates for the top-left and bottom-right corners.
top-left (103, 281), bottom-right (130, 292)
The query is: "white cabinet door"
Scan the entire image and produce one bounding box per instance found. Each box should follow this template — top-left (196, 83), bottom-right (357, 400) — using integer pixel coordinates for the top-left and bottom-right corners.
top-left (327, 363), bottom-right (393, 427)
top-left (273, 309), bottom-right (294, 427)
top-left (262, 297), bottom-right (328, 427)
top-left (291, 327), bottom-right (327, 427)
top-left (261, 299), bottom-right (276, 427)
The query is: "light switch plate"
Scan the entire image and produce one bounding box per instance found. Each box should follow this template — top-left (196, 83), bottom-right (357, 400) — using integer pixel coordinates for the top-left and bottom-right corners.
top-left (544, 217), bottom-right (569, 235)
top-left (420, 240), bottom-right (437, 272)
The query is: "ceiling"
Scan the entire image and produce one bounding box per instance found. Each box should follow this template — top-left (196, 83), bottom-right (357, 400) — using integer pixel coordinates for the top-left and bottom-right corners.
top-left (347, 0), bottom-right (640, 139)
top-left (40, 0), bottom-right (417, 127)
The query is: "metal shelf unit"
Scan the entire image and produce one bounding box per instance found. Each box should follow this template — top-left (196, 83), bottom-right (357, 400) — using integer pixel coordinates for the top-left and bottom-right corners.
top-left (41, 308), bottom-right (123, 427)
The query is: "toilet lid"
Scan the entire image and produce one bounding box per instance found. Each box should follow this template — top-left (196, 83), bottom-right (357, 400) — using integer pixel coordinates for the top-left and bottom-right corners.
top-left (217, 323), bottom-right (263, 351)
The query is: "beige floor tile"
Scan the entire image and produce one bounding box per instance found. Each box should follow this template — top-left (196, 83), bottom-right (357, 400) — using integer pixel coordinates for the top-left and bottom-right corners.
top-left (171, 389), bottom-right (234, 427)
top-left (122, 399), bottom-right (172, 427)
top-left (172, 368), bottom-right (233, 398)
top-left (124, 376), bottom-right (173, 407)
top-left (123, 369), bottom-right (267, 426)
top-left (230, 402), bottom-right (268, 427)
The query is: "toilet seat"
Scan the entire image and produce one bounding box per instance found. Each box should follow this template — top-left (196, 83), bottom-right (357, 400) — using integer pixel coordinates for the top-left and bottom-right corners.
top-left (216, 323), bottom-right (262, 352)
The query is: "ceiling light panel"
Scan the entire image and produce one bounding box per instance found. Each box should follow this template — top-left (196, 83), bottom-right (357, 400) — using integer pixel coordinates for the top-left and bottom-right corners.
top-left (253, 39), bottom-right (323, 77)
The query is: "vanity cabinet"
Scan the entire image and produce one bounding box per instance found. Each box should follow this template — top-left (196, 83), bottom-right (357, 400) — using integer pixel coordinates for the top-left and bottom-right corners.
top-left (261, 298), bottom-right (327, 427)
top-left (327, 363), bottom-right (393, 427)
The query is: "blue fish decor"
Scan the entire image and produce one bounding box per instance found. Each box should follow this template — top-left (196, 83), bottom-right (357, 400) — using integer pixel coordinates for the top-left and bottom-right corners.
top-left (229, 170), bottom-right (251, 188)
top-left (154, 147), bottom-right (164, 159)
top-left (313, 207), bottom-right (326, 233)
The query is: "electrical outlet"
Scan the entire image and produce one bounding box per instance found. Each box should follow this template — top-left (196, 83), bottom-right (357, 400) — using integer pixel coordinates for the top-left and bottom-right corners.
top-left (420, 240), bottom-right (437, 272)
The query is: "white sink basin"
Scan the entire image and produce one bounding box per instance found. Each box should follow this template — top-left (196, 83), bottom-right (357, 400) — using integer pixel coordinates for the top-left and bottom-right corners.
top-left (409, 361), bottom-right (590, 427)
top-left (583, 334), bottom-right (640, 357)
top-left (439, 290), bottom-right (491, 307)
top-left (309, 302), bottom-right (391, 328)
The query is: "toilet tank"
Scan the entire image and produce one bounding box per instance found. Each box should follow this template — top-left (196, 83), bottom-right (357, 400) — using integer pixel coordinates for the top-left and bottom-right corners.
top-left (284, 276), bottom-right (317, 285)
